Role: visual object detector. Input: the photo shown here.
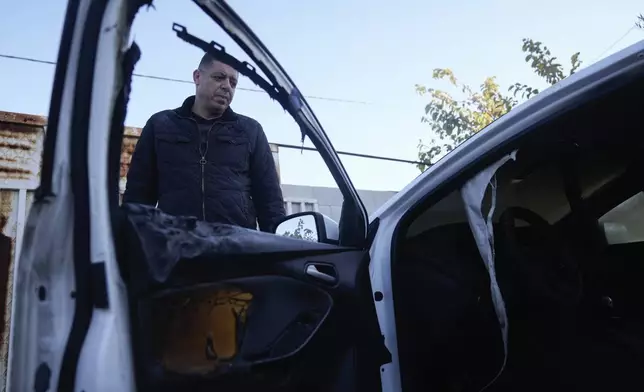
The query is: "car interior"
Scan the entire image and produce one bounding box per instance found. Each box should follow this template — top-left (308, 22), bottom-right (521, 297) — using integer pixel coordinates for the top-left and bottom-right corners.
top-left (393, 74), bottom-right (644, 391)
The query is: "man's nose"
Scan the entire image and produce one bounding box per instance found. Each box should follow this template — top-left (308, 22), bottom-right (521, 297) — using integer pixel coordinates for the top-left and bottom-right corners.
top-left (220, 78), bottom-right (232, 91)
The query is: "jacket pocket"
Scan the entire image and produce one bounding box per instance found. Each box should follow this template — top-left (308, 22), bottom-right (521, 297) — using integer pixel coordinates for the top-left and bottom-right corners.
top-left (155, 132), bottom-right (193, 165)
top-left (210, 135), bottom-right (250, 170)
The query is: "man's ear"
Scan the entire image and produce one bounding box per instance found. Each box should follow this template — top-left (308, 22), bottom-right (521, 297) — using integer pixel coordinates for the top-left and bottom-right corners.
top-left (193, 69), bottom-right (200, 85)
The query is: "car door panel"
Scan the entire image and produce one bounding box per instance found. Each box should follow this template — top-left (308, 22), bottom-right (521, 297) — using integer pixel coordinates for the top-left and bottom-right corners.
top-left (138, 277), bottom-right (332, 375)
top-left (120, 204), bottom-right (377, 390)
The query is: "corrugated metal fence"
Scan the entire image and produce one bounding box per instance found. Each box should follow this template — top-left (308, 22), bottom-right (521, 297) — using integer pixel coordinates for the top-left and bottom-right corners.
top-left (0, 111), bottom-right (45, 390)
top-left (0, 110), bottom-right (281, 389)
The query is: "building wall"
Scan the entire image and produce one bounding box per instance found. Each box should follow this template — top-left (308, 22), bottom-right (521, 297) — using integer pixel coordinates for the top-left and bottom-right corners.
top-left (0, 111), bottom-right (45, 390)
top-left (281, 184), bottom-right (396, 222)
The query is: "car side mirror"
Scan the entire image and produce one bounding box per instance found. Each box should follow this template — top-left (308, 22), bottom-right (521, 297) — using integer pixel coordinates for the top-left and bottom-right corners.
top-left (274, 212), bottom-right (339, 244)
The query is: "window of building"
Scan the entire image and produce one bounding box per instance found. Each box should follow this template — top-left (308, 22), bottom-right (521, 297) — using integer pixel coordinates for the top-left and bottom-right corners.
top-left (283, 198), bottom-right (319, 215)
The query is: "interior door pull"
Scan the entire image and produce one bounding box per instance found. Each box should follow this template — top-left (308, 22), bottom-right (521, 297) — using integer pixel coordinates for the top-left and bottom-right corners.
top-left (306, 264), bottom-right (337, 284)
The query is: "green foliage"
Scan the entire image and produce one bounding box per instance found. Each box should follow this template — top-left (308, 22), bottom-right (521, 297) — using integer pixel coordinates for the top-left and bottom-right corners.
top-left (415, 38), bottom-right (584, 171)
top-left (416, 11), bottom-right (644, 171)
top-left (509, 39), bottom-right (581, 99)
top-left (281, 218), bottom-right (316, 241)
top-left (414, 69), bottom-right (515, 172)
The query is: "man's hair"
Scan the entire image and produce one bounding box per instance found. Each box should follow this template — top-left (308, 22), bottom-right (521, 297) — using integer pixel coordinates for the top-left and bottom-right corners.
top-left (198, 53), bottom-right (238, 78)
top-left (198, 52), bottom-right (218, 70)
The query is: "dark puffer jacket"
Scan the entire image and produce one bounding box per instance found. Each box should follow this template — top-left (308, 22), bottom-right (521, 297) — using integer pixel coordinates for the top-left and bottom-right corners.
top-left (123, 96), bottom-right (285, 232)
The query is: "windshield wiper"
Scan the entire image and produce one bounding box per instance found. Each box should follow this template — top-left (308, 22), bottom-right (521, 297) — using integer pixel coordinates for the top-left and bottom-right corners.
top-left (172, 23), bottom-right (304, 124)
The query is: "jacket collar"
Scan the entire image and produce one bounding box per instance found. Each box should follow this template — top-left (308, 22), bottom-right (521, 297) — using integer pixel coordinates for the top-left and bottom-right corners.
top-left (174, 95), bottom-right (238, 122)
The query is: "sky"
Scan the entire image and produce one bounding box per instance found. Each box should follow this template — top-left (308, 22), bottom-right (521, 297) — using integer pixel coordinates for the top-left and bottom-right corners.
top-left (1, 0), bottom-right (643, 193)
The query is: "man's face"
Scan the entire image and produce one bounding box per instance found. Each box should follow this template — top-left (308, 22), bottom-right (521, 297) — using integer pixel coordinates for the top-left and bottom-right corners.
top-left (193, 61), bottom-right (238, 113)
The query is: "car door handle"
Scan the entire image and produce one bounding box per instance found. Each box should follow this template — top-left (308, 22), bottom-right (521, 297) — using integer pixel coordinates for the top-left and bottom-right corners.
top-left (305, 264), bottom-right (337, 284)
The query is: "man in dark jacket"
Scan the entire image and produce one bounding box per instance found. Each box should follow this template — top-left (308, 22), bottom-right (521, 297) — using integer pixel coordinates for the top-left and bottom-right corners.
top-left (123, 53), bottom-right (285, 232)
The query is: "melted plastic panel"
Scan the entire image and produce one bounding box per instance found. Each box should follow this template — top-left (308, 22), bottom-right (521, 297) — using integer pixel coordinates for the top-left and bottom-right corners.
top-left (121, 203), bottom-right (342, 283)
top-left (460, 151), bottom-right (517, 387)
top-left (136, 276), bottom-right (333, 389)
top-left (146, 287), bottom-right (253, 375)
top-left (120, 205), bottom-right (342, 389)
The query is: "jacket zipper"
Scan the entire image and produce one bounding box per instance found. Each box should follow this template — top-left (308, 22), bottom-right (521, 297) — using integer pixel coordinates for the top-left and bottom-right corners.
top-left (200, 159), bottom-right (206, 220)
top-left (176, 112), bottom-right (233, 221)
top-left (199, 123), bottom-right (216, 221)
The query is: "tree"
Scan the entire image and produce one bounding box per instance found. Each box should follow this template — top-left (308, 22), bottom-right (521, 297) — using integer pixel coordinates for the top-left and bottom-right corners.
top-left (281, 218), bottom-right (317, 241)
top-left (416, 11), bottom-right (644, 172)
top-left (415, 38), bottom-right (582, 172)
top-left (416, 13), bottom-right (644, 172)
top-left (414, 70), bottom-right (516, 172)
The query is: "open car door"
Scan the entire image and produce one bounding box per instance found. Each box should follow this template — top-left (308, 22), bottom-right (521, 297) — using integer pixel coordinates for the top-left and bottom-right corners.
top-left (7, 0), bottom-right (390, 391)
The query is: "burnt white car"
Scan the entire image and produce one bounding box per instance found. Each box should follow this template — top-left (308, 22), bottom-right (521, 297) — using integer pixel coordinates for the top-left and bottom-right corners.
top-left (7, 1), bottom-right (644, 391)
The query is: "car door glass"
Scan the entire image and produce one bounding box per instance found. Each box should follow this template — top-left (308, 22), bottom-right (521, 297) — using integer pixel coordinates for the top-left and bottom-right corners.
top-left (599, 192), bottom-right (644, 244)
